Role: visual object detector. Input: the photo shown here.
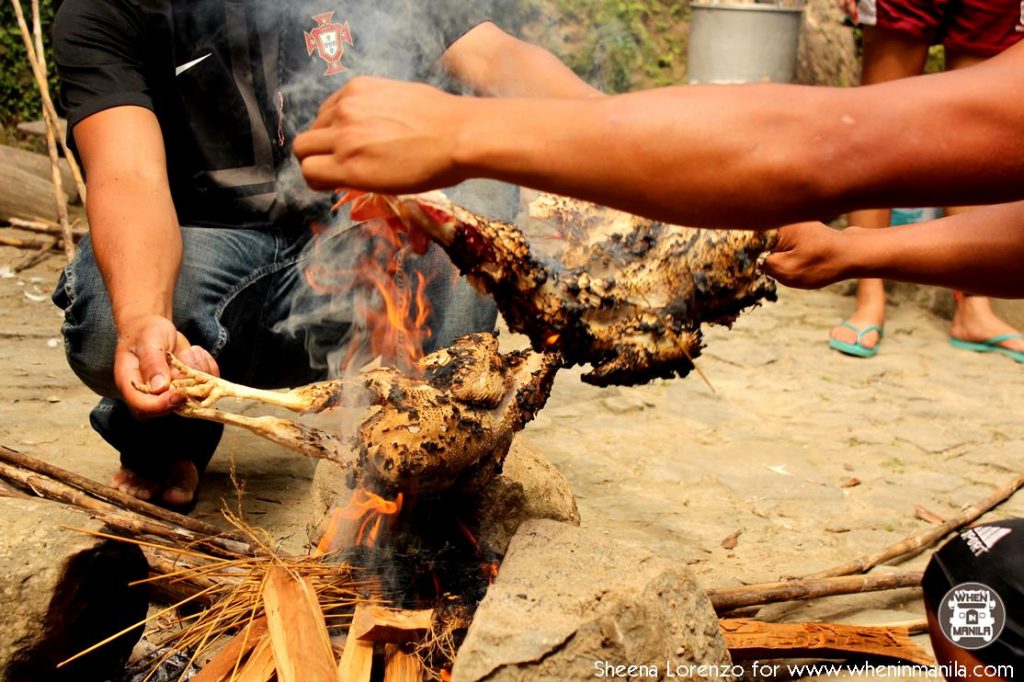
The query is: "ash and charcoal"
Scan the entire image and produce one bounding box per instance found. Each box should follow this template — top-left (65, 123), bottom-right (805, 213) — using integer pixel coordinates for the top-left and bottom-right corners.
top-left (330, 494), bottom-right (500, 609)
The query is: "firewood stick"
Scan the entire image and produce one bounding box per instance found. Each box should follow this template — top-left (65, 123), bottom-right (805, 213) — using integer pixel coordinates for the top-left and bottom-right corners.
top-left (338, 605), bottom-right (375, 682)
top-left (13, 235), bottom-right (58, 272)
top-left (142, 549), bottom-right (224, 605)
top-left (352, 606), bottom-right (433, 643)
top-left (383, 644), bottom-right (422, 682)
top-left (234, 634), bottom-right (277, 682)
top-left (263, 566), bottom-right (338, 682)
top-left (706, 572), bottom-right (922, 613)
top-left (803, 473), bottom-right (1024, 579)
top-left (0, 445), bottom-right (235, 540)
top-left (4, 217), bottom-right (87, 238)
top-left (0, 234), bottom-right (55, 250)
top-left (29, 0), bottom-right (74, 262)
top-left (0, 460), bottom-right (250, 557)
top-left (720, 619), bottom-right (935, 666)
top-left (192, 617), bottom-right (269, 682)
top-left (10, 0), bottom-right (88, 204)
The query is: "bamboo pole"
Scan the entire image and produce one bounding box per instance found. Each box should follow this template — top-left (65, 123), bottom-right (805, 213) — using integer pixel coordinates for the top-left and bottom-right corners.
top-left (706, 572), bottom-right (922, 613)
top-left (29, 0), bottom-right (74, 262)
top-left (803, 473), bottom-right (1024, 579)
top-left (10, 0), bottom-right (87, 203)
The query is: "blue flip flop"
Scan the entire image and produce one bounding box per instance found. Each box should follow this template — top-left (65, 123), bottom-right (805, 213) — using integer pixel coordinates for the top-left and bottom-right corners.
top-left (829, 321), bottom-right (884, 358)
top-left (950, 333), bottom-right (1024, 363)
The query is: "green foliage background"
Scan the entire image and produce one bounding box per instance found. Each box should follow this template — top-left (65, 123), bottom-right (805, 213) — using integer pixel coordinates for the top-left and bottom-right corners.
top-left (502, 0), bottom-right (689, 93)
top-left (0, 0), bottom-right (58, 128)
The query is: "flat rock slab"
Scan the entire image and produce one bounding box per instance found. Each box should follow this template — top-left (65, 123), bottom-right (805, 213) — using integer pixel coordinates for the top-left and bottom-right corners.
top-left (452, 519), bottom-right (731, 682)
top-left (0, 496), bottom-right (148, 682)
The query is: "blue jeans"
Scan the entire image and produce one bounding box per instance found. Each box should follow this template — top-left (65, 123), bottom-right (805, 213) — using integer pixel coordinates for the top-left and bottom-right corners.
top-left (52, 223), bottom-right (497, 475)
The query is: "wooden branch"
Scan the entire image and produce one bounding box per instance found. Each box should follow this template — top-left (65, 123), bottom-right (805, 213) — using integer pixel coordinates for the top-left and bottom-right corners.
top-left (192, 617), bottom-right (269, 682)
top-left (10, 0), bottom-right (88, 203)
top-left (721, 619), bottom-right (934, 666)
top-left (0, 459), bottom-right (250, 558)
top-left (804, 473), bottom-right (1024, 579)
top-left (383, 644), bottom-right (422, 682)
top-left (0, 445), bottom-right (234, 540)
top-left (707, 572), bottom-right (922, 613)
top-left (0, 234), bottom-right (54, 250)
top-left (142, 549), bottom-right (222, 606)
top-left (13, 235), bottom-right (58, 272)
top-left (352, 606), bottom-right (433, 643)
top-left (29, 0), bottom-right (73, 262)
top-left (4, 217), bottom-right (87, 239)
top-left (338, 605), bottom-right (375, 682)
top-left (263, 566), bottom-right (337, 682)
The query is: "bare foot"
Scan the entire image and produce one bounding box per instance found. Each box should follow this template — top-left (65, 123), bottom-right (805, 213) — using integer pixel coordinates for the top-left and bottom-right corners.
top-left (112, 467), bottom-right (161, 501)
top-left (951, 295), bottom-right (1024, 352)
top-left (111, 460), bottom-right (199, 507)
top-left (162, 460), bottom-right (199, 507)
top-left (830, 278), bottom-right (886, 351)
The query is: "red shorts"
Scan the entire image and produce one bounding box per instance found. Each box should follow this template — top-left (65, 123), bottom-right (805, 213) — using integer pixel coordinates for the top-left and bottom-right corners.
top-left (854, 0), bottom-right (1024, 56)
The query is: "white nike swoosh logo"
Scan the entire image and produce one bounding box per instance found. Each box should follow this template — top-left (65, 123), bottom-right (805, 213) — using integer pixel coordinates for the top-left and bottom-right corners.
top-left (175, 53), bottom-right (212, 76)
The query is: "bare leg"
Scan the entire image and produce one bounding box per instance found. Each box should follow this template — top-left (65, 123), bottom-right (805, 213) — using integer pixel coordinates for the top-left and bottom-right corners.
top-left (941, 50), bottom-right (1024, 355)
top-left (832, 28), bottom-right (929, 354)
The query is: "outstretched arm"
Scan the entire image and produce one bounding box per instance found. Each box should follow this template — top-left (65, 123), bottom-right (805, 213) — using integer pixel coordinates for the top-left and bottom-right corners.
top-left (75, 106), bottom-right (218, 417)
top-left (439, 22), bottom-right (602, 98)
top-left (295, 43), bottom-right (1024, 228)
top-left (765, 201), bottom-right (1024, 298)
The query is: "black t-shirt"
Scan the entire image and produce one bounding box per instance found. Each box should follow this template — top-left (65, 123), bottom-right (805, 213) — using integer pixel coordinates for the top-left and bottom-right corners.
top-left (53, 0), bottom-right (486, 230)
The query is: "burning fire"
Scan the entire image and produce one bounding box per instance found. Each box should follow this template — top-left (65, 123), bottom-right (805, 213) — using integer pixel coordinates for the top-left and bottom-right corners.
top-left (316, 488), bottom-right (404, 554)
top-left (303, 190), bottom-right (439, 375)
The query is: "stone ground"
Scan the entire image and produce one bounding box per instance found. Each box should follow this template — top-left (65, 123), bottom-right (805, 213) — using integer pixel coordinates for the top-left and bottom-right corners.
top-left (2, 245), bottom-right (1023, 674)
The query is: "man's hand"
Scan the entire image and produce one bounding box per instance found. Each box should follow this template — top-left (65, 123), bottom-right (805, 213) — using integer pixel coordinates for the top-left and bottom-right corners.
top-left (294, 77), bottom-right (469, 193)
top-left (114, 314), bottom-right (218, 419)
top-left (764, 222), bottom-right (857, 289)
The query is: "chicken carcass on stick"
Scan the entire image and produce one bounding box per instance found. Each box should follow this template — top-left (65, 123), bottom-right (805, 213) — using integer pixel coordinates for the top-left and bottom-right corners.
top-left (161, 333), bottom-right (561, 495)
top-left (342, 191), bottom-right (778, 386)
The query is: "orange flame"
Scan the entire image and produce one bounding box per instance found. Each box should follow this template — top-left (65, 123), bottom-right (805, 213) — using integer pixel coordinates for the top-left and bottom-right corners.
top-left (306, 195), bottom-right (434, 374)
top-left (482, 561), bottom-right (499, 584)
top-left (316, 488), bottom-right (404, 554)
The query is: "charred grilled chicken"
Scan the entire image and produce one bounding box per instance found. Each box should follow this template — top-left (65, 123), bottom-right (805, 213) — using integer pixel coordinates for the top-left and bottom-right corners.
top-left (342, 191), bottom-right (777, 386)
top-left (164, 333), bottom-right (561, 495)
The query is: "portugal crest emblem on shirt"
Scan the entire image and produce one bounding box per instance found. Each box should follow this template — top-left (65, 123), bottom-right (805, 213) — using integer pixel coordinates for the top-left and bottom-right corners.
top-left (305, 12), bottom-right (353, 76)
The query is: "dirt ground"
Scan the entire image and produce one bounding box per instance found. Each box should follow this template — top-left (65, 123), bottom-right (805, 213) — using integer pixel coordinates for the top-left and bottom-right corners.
top-left (3, 244), bottom-right (1023, 669)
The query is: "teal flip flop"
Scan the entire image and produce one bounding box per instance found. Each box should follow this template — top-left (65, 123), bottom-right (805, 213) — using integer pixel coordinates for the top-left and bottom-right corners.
top-left (829, 321), bottom-right (884, 358)
top-left (950, 333), bottom-right (1024, 363)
